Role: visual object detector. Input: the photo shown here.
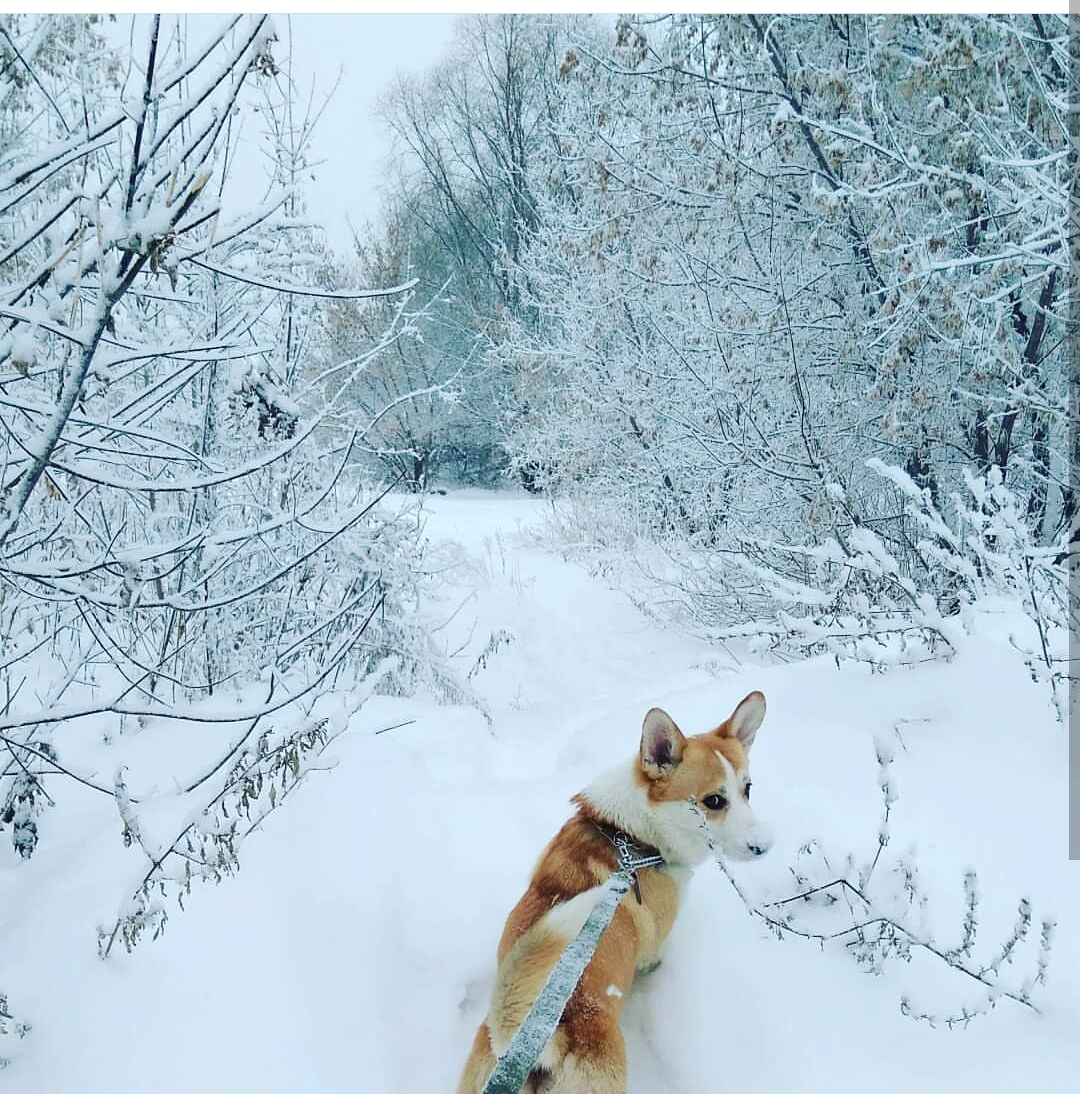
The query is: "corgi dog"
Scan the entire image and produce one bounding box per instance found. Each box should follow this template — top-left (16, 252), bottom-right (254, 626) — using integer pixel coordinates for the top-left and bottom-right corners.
top-left (458, 691), bottom-right (772, 1094)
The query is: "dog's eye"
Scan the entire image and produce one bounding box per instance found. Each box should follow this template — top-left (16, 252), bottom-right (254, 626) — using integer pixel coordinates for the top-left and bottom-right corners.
top-left (702, 793), bottom-right (727, 811)
top-left (744, 782), bottom-right (752, 801)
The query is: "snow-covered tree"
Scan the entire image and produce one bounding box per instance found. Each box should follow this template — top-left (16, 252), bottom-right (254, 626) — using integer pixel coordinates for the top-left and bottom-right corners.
top-left (365, 14), bottom-right (594, 487)
top-left (498, 14), bottom-right (1070, 643)
top-left (0, 16), bottom-right (429, 947)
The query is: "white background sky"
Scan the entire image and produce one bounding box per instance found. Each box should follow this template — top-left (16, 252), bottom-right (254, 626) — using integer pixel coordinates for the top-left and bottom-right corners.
top-left (272, 14), bottom-right (460, 245)
top-left (116, 14), bottom-right (460, 255)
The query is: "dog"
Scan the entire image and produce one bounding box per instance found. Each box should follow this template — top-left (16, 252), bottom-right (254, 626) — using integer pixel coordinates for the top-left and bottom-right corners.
top-left (458, 691), bottom-right (772, 1093)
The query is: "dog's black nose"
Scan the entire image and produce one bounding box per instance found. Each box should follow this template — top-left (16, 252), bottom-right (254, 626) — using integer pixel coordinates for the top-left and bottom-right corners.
top-left (747, 841), bottom-right (769, 856)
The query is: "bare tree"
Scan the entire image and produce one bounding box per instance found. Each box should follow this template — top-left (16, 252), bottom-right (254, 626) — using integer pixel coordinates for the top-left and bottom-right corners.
top-left (364, 15), bottom-right (593, 487)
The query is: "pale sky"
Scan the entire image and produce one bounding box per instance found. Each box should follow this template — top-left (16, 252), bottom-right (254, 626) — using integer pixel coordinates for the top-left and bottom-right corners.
top-left (116, 14), bottom-right (460, 255)
top-left (273, 14), bottom-right (460, 247)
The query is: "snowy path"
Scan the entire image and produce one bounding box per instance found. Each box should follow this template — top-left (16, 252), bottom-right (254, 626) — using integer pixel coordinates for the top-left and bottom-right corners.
top-left (2, 491), bottom-right (1077, 1092)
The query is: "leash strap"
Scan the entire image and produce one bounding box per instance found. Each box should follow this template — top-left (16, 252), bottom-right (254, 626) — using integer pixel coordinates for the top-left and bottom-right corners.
top-left (482, 867), bottom-right (635, 1094)
top-left (482, 835), bottom-right (666, 1094)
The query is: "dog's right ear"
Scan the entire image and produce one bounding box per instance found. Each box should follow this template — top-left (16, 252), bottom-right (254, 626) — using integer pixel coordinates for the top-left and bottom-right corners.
top-left (640, 708), bottom-right (685, 779)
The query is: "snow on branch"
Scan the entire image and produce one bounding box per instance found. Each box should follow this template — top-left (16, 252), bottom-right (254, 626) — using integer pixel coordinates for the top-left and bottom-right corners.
top-left (690, 736), bottom-right (1055, 1028)
top-left (187, 256), bottom-right (418, 300)
top-left (0, 16), bottom-right (438, 961)
top-left (98, 710), bottom-right (341, 958)
top-left (711, 460), bottom-right (1068, 707)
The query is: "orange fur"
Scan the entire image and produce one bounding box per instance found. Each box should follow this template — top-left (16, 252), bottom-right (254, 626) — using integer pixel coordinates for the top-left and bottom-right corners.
top-left (458, 692), bottom-right (769, 1094)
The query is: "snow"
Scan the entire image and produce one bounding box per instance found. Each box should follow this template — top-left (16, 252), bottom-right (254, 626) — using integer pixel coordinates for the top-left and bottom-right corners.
top-left (1, 490), bottom-right (1077, 1091)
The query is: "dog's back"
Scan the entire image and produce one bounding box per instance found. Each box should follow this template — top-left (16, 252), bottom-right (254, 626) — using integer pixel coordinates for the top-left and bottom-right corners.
top-left (458, 816), bottom-right (681, 1092)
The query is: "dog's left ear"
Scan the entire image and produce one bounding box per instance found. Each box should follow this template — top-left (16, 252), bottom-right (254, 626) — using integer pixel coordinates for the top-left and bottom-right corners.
top-left (724, 690), bottom-right (766, 748)
top-left (641, 707), bottom-right (686, 779)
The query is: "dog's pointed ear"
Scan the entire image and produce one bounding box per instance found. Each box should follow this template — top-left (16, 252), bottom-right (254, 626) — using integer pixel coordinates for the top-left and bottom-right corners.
top-left (640, 707), bottom-right (685, 779)
top-left (725, 690), bottom-right (766, 748)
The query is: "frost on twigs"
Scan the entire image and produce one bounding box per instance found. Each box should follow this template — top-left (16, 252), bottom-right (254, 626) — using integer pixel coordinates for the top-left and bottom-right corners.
top-left (715, 462), bottom-right (1070, 697)
top-left (0, 13), bottom-right (431, 955)
top-left (98, 715), bottom-right (336, 959)
top-left (777, 847), bottom-right (1055, 1029)
top-left (0, 741), bottom-right (56, 860)
top-left (0, 991), bottom-right (31, 1070)
top-left (467, 629), bottom-right (514, 681)
top-left (691, 731), bottom-right (1055, 1028)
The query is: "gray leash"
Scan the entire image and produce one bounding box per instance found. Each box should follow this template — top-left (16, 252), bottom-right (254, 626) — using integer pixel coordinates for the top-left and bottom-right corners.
top-left (482, 836), bottom-right (664, 1095)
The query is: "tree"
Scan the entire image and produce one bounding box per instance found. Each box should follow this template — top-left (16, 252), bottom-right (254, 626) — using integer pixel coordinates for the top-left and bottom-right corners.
top-left (0, 15), bottom-right (427, 950)
top-left (363, 15), bottom-right (592, 487)
top-left (498, 15), bottom-right (1070, 631)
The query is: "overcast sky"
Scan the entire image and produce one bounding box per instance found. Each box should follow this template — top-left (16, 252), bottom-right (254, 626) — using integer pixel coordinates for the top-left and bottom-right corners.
top-left (117, 15), bottom-right (460, 255)
top-left (273, 15), bottom-right (460, 246)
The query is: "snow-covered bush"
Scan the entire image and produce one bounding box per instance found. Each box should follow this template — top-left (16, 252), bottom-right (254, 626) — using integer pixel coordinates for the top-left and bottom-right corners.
top-left (694, 728), bottom-right (1056, 1027)
top-left (496, 14), bottom-right (1069, 667)
top-left (712, 461), bottom-right (1070, 709)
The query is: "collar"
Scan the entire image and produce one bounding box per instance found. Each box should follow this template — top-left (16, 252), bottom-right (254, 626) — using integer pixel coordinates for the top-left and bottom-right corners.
top-left (589, 820), bottom-right (666, 903)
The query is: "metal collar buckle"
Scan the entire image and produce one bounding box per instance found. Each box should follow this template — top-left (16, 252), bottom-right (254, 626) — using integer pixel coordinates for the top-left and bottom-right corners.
top-left (609, 830), bottom-right (665, 904)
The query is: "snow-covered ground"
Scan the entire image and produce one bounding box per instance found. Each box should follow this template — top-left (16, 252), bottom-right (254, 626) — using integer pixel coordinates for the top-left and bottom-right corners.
top-left (2, 490), bottom-right (1077, 1091)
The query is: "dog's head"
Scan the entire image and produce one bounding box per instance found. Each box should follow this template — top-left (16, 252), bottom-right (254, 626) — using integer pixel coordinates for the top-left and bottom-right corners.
top-left (636, 692), bottom-right (772, 865)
